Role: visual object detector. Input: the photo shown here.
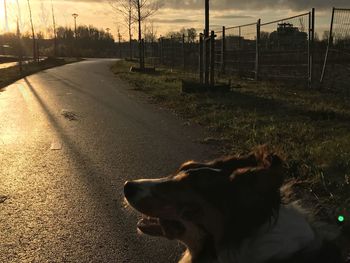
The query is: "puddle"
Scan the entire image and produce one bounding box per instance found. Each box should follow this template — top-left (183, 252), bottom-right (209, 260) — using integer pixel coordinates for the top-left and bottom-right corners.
top-left (61, 109), bottom-right (78, 121)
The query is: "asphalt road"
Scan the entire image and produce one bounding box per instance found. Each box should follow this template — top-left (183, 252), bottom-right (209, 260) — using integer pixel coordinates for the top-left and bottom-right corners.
top-left (0, 59), bottom-right (215, 263)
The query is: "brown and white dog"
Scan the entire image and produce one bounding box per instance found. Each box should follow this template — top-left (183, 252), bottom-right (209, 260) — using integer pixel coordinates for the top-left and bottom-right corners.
top-left (124, 149), bottom-right (349, 263)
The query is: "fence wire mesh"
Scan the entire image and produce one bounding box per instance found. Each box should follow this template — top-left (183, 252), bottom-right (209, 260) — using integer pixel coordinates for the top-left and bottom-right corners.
top-left (260, 13), bottom-right (310, 80)
top-left (321, 8), bottom-right (350, 91)
top-left (224, 23), bottom-right (257, 78)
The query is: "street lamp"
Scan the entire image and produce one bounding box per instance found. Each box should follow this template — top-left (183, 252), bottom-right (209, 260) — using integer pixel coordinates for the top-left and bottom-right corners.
top-left (106, 28), bottom-right (111, 34)
top-left (72, 13), bottom-right (79, 39)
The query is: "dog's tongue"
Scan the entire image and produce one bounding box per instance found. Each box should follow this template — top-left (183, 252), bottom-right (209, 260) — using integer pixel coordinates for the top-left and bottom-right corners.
top-left (137, 217), bottom-right (164, 237)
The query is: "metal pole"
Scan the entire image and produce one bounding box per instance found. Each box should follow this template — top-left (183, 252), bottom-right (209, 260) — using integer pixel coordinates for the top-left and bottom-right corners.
top-left (171, 35), bottom-right (174, 69)
top-left (308, 8), bottom-right (315, 88)
top-left (210, 30), bottom-right (215, 87)
top-left (160, 37), bottom-right (163, 64)
top-left (238, 26), bottom-right (241, 74)
top-left (199, 33), bottom-right (204, 84)
top-left (320, 7), bottom-right (335, 85)
top-left (221, 26), bottom-right (226, 74)
top-left (205, 0), bottom-right (209, 38)
top-left (205, 34), bottom-right (210, 85)
top-left (72, 13), bottom-right (79, 58)
top-left (255, 19), bottom-right (261, 81)
top-left (182, 34), bottom-right (186, 69)
top-left (204, 0), bottom-right (210, 85)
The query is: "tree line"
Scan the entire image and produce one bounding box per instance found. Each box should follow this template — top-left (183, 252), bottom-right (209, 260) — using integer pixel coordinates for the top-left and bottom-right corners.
top-left (0, 25), bottom-right (116, 58)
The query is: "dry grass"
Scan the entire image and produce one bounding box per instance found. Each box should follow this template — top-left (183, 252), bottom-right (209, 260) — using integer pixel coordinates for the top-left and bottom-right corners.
top-left (111, 60), bottom-right (350, 223)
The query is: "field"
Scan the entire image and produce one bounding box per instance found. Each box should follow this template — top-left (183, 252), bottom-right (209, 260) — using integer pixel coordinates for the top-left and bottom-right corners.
top-left (112, 60), bottom-right (350, 222)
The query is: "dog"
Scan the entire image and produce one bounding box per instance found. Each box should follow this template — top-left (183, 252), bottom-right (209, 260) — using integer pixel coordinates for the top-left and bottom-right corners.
top-left (124, 148), bottom-right (349, 263)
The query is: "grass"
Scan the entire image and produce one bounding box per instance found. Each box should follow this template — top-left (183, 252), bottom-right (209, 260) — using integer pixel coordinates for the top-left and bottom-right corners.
top-left (0, 57), bottom-right (82, 89)
top-left (111, 60), bottom-right (350, 222)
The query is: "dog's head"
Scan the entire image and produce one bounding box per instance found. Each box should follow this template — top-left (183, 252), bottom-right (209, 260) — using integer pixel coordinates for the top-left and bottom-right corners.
top-left (124, 149), bottom-right (285, 257)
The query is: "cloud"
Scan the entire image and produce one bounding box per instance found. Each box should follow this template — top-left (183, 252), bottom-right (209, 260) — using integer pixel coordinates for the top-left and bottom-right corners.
top-left (213, 14), bottom-right (253, 19)
top-left (56, 0), bottom-right (348, 12)
top-left (161, 0), bottom-right (348, 11)
top-left (152, 18), bottom-right (198, 24)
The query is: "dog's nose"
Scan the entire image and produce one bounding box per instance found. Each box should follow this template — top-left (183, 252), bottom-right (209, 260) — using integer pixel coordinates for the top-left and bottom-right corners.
top-left (124, 181), bottom-right (139, 199)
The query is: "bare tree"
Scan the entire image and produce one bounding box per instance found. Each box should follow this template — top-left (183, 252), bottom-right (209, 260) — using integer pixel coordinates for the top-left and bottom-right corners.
top-left (131, 0), bottom-right (162, 70)
top-left (143, 21), bottom-right (157, 42)
top-left (109, 0), bottom-right (134, 59)
top-left (27, 0), bottom-right (37, 61)
top-left (51, 0), bottom-right (57, 56)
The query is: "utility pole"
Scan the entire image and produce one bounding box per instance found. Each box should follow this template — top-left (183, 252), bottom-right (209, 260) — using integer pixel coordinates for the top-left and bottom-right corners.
top-left (72, 13), bottom-right (79, 39)
top-left (51, 0), bottom-right (57, 57)
top-left (72, 13), bottom-right (79, 58)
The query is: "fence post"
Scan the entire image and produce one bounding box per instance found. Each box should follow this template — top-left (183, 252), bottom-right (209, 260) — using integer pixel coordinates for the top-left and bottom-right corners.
top-left (160, 37), bottom-right (163, 65)
top-left (205, 30), bottom-right (210, 85)
top-left (170, 35), bottom-right (174, 69)
top-left (238, 26), bottom-right (241, 75)
top-left (182, 34), bottom-right (186, 69)
top-left (255, 19), bottom-right (261, 81)
top-left (199, 33), bottom-right (204, 84)
top-left (308, 8), bottom-right (315, 88)
top-left (221, 26), bottom-right (226, 74)
top-left (320, 7), bottom-right (335, 85)
top-left (210, 30), bottom-right (216, 87)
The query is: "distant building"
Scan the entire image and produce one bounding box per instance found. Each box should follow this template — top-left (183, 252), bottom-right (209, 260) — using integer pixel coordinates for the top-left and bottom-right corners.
top-left (268, 23), bottom-right (308, 49)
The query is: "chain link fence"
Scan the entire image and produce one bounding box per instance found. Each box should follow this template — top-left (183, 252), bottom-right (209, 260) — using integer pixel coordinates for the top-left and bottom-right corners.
top-left (321, 8), bottom-right (350, 92)
top-left (114, 7), bottom-right (350, 90)
top-left (260, 12), bottom-right (312, 81)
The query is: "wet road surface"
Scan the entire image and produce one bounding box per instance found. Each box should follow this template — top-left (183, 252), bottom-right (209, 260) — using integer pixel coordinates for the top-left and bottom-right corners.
top-left (0, 59), bottom-right (215, 263)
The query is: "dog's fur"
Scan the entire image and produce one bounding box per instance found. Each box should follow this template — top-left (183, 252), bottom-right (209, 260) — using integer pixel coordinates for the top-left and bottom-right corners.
top-left (124, 148), bottom-right (349, 263)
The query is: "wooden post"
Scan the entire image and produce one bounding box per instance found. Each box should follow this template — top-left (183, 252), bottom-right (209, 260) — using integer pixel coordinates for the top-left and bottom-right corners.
top-left (210, 30), bottom-right (215, 87)
top-left (255, 19), bottom-right (261, 81)
top-left (321, 7), bottom-right (335, 85)
top-left (221, 26), bottom-right (226, 74)
top-left (182, 34), bottom-right (186, 69)
top-left (199, 33), bottom-right (204, 84)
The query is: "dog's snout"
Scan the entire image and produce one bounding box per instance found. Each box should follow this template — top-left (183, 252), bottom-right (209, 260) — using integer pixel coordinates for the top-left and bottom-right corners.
top-left (124, 181), bottom-right (139, 199)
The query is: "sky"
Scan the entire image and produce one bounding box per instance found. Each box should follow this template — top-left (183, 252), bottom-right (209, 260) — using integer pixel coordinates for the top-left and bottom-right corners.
top-left (0, 0), bottom-right (348, 40)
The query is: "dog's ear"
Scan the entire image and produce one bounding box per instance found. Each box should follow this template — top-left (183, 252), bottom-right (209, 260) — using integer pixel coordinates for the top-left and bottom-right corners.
top-left (179, 161), bottom-right (205, 172)
top-left (179, 153), bottom-right (258, 176)
top-left (230, 154), bottom-right (285, 193)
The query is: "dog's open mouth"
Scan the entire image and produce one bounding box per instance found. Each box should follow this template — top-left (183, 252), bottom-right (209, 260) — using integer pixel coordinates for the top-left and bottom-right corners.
top-left (137, 215), bottom-right (185, 239)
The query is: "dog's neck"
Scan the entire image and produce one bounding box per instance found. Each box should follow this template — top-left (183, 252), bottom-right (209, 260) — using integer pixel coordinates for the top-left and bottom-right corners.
top-left (216, 204), bottom-right (318, 263)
